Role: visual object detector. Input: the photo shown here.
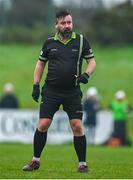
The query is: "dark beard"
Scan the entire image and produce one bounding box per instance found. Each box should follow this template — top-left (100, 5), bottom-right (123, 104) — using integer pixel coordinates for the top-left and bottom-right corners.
top-left (59, 30), bottom-right (72, 39)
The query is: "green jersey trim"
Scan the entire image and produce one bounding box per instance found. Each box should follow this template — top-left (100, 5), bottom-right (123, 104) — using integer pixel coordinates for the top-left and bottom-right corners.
top-left (75, 34), bottom-right (83, 86)
top-left (54, 32), bottom-right (76, 45)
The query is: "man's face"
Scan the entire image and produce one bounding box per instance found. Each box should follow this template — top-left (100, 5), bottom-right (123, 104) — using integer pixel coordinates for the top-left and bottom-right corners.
top-left (56, 15), bottom-right (73, 35)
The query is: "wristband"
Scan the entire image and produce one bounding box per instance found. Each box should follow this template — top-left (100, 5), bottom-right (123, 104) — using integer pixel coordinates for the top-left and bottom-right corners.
top-left (85, 72), bottom-right (90, 78)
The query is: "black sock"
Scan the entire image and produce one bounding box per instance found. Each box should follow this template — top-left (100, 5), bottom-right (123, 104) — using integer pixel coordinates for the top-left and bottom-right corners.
top-left (74, 135), bottom-right (86, 162)
top-left (33, 129), bottom-right (47, 158)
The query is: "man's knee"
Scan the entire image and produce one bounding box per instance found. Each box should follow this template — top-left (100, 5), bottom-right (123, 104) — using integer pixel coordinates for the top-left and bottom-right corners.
top-left (38, 118), bottom-right (52, 132)
top-left (70, 120), bottom-right (84, 135)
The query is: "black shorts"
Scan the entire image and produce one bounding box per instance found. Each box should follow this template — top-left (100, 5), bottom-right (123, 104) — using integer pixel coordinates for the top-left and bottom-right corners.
top-left (39, 85), bottom-right (83, 120)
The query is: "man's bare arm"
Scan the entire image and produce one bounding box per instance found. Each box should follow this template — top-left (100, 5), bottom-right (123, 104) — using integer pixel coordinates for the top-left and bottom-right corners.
top-left (33, 60), bottom-right (47, 84)
top-left (85, 58), bottom-right (96, 75)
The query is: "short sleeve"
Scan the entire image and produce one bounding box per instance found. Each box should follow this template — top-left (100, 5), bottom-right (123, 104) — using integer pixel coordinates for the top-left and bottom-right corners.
top-left (82, 37), bottom-right (94, 59)
top-left (39, 41), bottom-right (49, 62)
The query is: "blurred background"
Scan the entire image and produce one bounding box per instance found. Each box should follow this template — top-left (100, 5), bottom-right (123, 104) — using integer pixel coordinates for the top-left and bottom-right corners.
top-left (0, 0), bottom-right (133, 145)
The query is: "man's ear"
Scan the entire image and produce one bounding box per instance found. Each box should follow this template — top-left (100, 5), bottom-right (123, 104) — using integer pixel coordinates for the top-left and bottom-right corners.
top-left (55, 18), bottom-right (58, 28)
top-left (55, 24), bottom-right (58, 29)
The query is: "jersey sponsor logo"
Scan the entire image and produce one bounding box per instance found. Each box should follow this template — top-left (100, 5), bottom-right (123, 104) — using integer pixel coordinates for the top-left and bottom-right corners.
top-left (50, 48), bottom-right (58, 52)
top-left (72, 49), bottom-right (78, 52)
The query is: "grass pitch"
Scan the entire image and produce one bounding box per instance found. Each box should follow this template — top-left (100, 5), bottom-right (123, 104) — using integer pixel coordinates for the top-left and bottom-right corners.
top-left (0, 44), bottom-right (133, 109)
top-left (0, 143), bottom-right (133, 179)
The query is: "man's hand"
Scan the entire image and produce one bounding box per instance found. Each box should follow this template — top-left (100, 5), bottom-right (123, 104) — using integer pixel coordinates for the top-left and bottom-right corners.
top-left (32, 84), bottom-right (40, 102)
top-left (77, 72), bottom-right (90, 84)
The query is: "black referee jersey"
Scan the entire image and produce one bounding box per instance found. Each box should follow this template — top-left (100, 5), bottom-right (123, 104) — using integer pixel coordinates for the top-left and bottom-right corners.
top-left (39, 32), bottom-right (94, 90)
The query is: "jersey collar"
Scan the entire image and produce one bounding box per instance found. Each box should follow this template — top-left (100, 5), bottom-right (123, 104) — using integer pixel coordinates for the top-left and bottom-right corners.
top-left (54, 32), bottom-right (76, 44)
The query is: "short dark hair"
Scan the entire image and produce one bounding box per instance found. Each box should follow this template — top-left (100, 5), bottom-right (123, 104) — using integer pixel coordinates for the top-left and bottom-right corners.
top-left (56, 10), bottom-right (71, 19)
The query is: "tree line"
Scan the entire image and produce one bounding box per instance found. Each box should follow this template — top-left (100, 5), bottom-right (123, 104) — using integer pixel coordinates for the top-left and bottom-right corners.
top-left (0, 0), bottom-right (132, 45)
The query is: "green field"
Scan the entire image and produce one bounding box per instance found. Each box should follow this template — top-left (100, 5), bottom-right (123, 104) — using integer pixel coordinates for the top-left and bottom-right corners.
top-left (0, 143), bottom-right (133, 179)
top-left (0, 44), bottom-right (133, 109)
top-left (0, 44), bottom-right (133, 179)
top-left (0, 44), bottom-right (133, 140)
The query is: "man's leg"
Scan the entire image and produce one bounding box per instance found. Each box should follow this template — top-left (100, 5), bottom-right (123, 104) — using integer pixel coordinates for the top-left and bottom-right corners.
top-left (22, 118), bottom-right (52, 171)
top-left (70, 119), bottom-right (88, 172)
top-left (64, 93), bottom-right (88, 172)
top-left (23, 87), bottom-right (61, 171)
top-left (33, 118), bottom-right (52, 159)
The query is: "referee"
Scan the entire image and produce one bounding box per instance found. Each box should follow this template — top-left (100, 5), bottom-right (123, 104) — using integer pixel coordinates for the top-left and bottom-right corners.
top-left (23, 10), bottom-right (96, 173)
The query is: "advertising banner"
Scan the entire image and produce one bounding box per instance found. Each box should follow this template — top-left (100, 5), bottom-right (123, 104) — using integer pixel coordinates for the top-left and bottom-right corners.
top-left (0, 110), bottom-right (113, 144)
